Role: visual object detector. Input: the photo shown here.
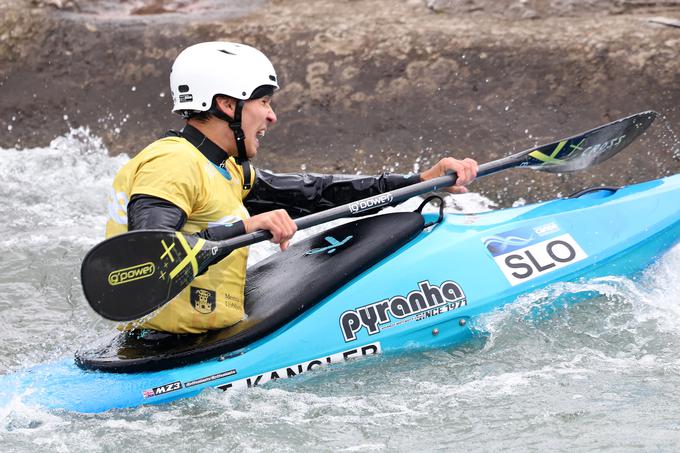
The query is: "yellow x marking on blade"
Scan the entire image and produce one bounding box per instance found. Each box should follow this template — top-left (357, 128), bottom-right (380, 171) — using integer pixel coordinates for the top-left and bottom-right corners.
top-left (569, 138), bottom-right (585, 152)
top-left (528, 140), bottom-right (568, 165)
top-left (169, 233), bottom-right (206, 279)
top-left (160, 239), bottom-right (176, 262)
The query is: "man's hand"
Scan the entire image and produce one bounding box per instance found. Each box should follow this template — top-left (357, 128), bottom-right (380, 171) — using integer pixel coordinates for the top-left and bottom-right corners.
top-left (420, 157), bottom-right (478, 194)
top-left (244, 209), bottom-right (298, 251)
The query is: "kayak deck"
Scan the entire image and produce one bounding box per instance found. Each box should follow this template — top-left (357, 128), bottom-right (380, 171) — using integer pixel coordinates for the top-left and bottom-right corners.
top-left (75, 211), bottom-right (425, 372)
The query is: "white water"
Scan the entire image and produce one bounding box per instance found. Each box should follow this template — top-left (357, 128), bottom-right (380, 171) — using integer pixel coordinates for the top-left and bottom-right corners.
top-left (1, 131), bottom-right (679, 451)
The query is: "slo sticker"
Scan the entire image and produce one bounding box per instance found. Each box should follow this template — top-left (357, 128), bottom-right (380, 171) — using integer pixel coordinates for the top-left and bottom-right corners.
top-left (483, 223), bottom-right (587, 286)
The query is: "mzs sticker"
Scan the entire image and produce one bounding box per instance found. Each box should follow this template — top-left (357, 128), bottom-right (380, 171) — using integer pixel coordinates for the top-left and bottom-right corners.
top-left (483, 222), bottom-right (588, 286)
top-left (339, 280), bottom-right (467, 342)
top-left (142, 381), bottom-right (182, 399)
top-left (218, 343), bottom-right (381, 391)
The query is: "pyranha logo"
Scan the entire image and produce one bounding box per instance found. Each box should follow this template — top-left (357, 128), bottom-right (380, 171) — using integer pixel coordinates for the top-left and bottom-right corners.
top-left (339, 280), bottom-right (466, 342)
top-left (191, 286), bottom-right (216, 314)
top-left (108, 262), bottom-right (155, 286)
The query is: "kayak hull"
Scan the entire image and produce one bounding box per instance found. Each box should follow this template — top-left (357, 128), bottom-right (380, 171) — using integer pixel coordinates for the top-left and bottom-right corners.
top-left (3, 174), bottom-right (680, 413)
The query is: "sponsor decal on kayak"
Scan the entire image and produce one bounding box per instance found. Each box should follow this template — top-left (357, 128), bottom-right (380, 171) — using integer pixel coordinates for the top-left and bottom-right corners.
top-left (483, 224), bottom-right (588, 286)
top-left (108, 262), bottom-right (155, 286)
top-left (184, 369), bottom-right (237, 388)
top-left (483, 222), bottom-right (559, 257)
top-left (305, 235), bottom-right (354, 255)
top-left (339, 280), bottom-right (467, 342)
top-left (142, 381), bottom-right (182, 399)
top-left (217, 343), bottom-right (381, 391)
top-left (349, 194), bottom-right (393, 214)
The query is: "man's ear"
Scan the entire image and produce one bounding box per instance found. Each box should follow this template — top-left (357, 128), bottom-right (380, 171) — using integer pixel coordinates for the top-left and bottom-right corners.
top-left (214, 96), bottom-right (236, 117)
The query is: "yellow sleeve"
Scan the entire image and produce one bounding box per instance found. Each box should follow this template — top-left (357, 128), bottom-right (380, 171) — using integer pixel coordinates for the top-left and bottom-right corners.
top-left (130, 145), bottom-right (204, 216)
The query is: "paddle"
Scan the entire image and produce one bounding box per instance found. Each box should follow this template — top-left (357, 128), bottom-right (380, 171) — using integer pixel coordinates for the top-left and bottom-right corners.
top-left (81, 110), bottom-right (657, 321)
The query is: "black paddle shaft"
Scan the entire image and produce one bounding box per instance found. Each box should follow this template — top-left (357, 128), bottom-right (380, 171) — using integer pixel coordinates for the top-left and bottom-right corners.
top-left (222, 110), bottom-right (657, 249)
top-left (82, 111), bottom-right (656, 321)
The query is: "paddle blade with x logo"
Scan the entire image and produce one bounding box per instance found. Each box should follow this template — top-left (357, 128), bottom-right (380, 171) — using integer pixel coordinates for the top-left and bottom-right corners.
top-left (81, 230), bottom-right (215, 321)
top-left (521, 111), bottom-right (657, 172)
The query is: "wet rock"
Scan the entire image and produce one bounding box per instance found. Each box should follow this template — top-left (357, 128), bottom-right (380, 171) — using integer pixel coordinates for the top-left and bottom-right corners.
top-left (426, 0), bottom-right (679, 19)
top-left (0, 0), bottom-right (679, 204)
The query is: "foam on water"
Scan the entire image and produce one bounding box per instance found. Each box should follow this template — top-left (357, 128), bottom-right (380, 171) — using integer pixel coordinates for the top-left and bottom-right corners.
top-left (0, 128), bottom-right (127, 243)
top-left (1, 130), bottom-right (680, 451)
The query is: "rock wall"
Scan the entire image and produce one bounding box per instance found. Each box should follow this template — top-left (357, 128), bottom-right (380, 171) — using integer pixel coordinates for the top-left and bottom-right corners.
top-left (1, 0), bottom-right (679, 203)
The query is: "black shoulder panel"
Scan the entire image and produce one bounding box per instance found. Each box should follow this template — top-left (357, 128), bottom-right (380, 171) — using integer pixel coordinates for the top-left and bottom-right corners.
top-left (75, 211), bottom-right (424, 373)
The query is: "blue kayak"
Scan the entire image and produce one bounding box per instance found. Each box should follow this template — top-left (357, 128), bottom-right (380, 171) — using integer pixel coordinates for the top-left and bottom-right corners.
top-left (2, 173), bottom-right (679, 413)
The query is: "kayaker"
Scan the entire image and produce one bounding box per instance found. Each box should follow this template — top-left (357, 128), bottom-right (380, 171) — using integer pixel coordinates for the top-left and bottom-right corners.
top-left (106, 41), bottom-right (478, 334)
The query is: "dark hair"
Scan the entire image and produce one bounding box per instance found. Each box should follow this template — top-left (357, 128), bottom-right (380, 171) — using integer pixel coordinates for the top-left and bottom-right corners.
top-left (182, 95), bottom-right (227, 122)
top-left (249, 85), bottom-right (275, 99)
top-left (183, 110), bottom-right (212, 122)
top-left (182, 86), bottom-right (275, 121)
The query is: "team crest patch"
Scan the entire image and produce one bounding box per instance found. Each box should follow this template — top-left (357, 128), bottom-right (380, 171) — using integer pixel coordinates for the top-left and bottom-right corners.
top-left (190, 287), bottom-right (216, 314)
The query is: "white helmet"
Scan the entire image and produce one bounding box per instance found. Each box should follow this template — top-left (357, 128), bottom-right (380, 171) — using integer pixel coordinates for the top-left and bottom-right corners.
top-left (170, 41), bottom-right (279, 114)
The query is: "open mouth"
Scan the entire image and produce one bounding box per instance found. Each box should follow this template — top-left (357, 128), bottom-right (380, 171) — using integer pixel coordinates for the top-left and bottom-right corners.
top-left (254, 129), bottom-right (266, 147)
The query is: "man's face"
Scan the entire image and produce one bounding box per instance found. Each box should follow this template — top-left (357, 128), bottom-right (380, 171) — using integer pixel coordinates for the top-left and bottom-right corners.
top-left (241, 95), bottom-right (277, 158)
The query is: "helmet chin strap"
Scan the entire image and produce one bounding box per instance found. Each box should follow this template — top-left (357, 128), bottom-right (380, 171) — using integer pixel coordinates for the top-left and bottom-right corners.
top-left (210, 99), bottom-right (252, 190)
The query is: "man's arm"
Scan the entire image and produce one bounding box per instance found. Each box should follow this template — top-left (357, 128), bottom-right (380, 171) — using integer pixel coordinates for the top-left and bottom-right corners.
top-left (127, 195), bottom-right (246, 240)
top-left (127, 195), bottom-right (296, 250)
top-left (244, 169), bottom-right (421, 217)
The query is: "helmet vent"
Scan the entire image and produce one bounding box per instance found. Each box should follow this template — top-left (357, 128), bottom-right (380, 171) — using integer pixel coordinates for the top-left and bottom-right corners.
top-left (178, 85), bottom-right (190, 93)
top-left (218, 49), bottom-right (236, 56)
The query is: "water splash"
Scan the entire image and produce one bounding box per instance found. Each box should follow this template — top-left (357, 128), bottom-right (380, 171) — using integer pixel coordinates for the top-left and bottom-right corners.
top-left (658, 115), bottom-right (680, 164)
top-left (0, 127), bottom-right (128, 245)
top-left (0, 130), bottom-right (679, 451)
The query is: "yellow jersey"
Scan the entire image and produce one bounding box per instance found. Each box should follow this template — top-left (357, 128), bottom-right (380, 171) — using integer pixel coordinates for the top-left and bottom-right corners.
top-left (106, 135), bottom-right (253, 333)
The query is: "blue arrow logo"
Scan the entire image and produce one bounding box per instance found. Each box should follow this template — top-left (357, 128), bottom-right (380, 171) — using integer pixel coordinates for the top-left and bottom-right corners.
top-left (305, 235), bottom-right (354, 255)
